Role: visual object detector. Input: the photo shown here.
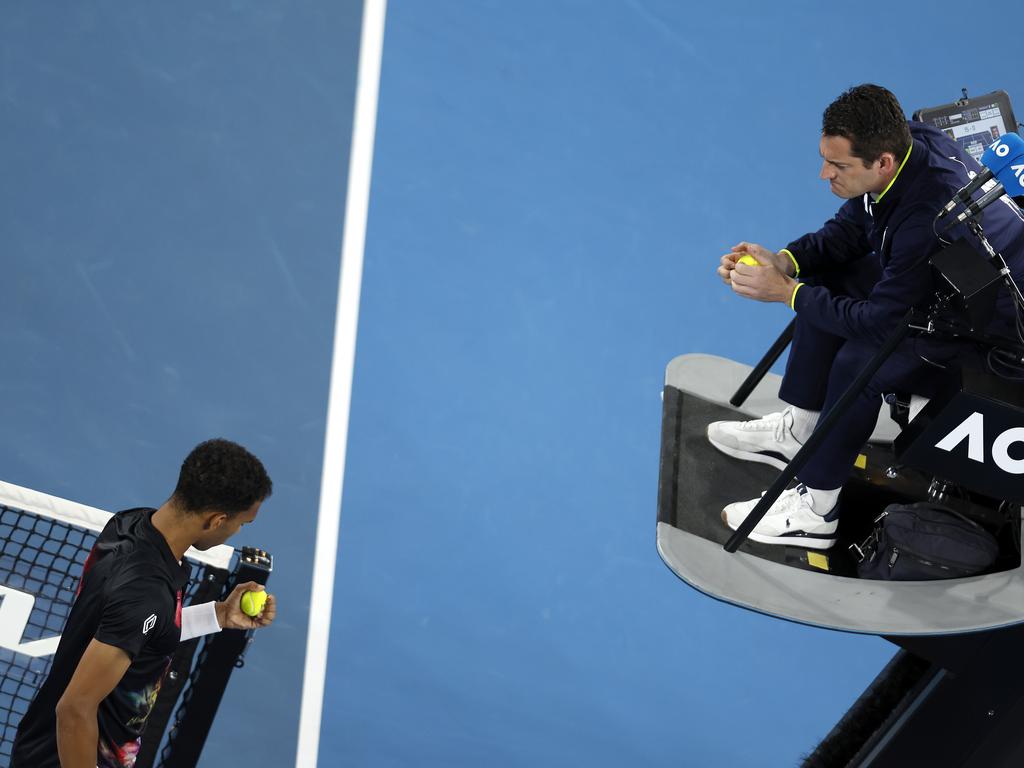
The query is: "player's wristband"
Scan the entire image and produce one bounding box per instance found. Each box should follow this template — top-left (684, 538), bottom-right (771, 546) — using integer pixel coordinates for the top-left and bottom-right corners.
top-left (779, 249), bottom-right (800, 277)
top-left (180, 601), bottom-right (222, 642)
top-left (789, 282), bottom-right (804, 311)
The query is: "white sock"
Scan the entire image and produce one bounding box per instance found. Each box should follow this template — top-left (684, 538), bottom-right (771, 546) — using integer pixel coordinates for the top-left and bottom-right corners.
top-left (787, 406), bottom-right (819, 444)
top-left (803, 485), bottom-right (840, 516)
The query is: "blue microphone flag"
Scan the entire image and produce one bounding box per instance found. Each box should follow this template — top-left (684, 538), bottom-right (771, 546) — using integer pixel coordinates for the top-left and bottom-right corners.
top-left (981, 133), bottom-right (1024, 196)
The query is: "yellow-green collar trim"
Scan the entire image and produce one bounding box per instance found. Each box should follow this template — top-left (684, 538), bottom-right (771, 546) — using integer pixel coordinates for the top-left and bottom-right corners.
top-left (874, 142), bottom-right (913, 204)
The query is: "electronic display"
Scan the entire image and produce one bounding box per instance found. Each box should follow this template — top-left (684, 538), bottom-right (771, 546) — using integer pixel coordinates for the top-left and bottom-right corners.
top-left (914, 90), bottom-right (1018, 164)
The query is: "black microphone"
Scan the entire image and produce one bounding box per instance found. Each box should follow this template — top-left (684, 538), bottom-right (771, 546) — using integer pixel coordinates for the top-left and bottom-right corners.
top-left (936, 132), bottom-right (1024, 220)
top-left (940, 182), bottom-right (1010, 233)
top-left (936, 170), bottom-right (996, 220)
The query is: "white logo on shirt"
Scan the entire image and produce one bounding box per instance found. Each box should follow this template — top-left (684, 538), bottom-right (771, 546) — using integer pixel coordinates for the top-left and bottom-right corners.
top-left (142, 614), bottom-right (157, 635)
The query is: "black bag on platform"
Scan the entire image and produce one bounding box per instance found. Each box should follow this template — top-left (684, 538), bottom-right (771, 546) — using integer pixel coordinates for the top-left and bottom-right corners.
top-left (853, 502), bottom-right (999, 581)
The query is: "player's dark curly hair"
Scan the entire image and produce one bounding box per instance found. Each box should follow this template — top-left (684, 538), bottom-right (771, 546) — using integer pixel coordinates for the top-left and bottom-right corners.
top-left (173, 438), bottom-right (272, 515)
top-left (822, 84), bottom-right (912, 167)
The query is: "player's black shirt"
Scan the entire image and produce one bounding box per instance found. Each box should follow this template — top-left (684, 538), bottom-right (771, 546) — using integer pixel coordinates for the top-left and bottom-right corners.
top-left (12, 508), bottom-right (189, 768)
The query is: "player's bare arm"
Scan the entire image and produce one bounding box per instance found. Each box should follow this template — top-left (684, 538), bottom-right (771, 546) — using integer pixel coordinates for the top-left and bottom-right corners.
top-left (56, 640), bottom-right (131, 768)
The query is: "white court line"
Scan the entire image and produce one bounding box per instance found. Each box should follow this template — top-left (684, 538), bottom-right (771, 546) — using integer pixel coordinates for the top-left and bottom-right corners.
top-left (296, 1), bottom-right (387, 766)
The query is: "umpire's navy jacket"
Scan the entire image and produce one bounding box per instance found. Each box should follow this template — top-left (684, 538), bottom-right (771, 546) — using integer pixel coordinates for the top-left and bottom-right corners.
top-left (784, 121), bottom-right (1024, 344)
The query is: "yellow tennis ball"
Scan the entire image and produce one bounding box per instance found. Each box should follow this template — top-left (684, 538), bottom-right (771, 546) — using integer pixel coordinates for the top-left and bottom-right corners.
top-left (737, 254), bottom-right (761, 267)
top-left (240, 590), bottom-right (267, 617)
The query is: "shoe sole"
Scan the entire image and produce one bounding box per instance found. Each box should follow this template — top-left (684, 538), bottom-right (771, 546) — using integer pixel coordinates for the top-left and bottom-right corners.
top-left (721, 510), bottom-right (836, 550)
top-left (707, 432), bottom-right (790, 471)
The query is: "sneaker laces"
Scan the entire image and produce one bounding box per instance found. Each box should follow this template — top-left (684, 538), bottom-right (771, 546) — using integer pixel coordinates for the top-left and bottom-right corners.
top-left (761, 483), bottom-right (813, 516)
top-left (737, 407), bottom-right (795, 442)
top-left (774, 409), bottom-right (795, 444)
top-left (793, 482), bottom-right (814, 511)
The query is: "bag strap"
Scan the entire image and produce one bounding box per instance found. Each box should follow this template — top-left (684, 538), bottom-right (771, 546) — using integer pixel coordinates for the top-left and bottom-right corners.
top-left (898, 501), bottom-right (988, 532)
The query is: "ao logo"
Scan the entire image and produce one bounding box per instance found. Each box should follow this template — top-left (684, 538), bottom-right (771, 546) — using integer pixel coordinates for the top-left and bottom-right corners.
top-left (1009, 161), bottom-right (1024, 192)
top-left (935, 411), bottom-right (1024, 474)
top-left (990, 138), bottom-right (1024, 193)
top-left (0, 584), bottom-right (60, 658)
top-left (993, 139), bottom-right (1013, 158)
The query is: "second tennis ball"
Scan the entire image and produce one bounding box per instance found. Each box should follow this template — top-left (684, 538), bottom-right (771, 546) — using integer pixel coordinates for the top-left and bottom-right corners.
top-left (737, 254), bottom-right (762, 266)
top-left (240, 590), bottom-right (268, 617)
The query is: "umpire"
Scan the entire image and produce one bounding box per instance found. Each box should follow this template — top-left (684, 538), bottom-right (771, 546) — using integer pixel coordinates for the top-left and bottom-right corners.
top-left (707, 84), bottom-right (1024, 548)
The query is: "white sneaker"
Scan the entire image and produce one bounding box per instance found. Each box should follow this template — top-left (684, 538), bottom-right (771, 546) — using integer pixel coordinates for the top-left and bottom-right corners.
top-left (706, 407), bottom-right (804, 470)
top-left (721, 484), bottom-right (839, 549)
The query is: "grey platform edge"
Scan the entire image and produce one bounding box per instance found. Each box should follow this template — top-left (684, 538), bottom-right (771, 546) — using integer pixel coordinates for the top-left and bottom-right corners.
top-left (657, 353), bottom-right (1024, 636)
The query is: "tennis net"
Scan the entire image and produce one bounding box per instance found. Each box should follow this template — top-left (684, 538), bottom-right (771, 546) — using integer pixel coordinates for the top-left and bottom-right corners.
top-left (0, 480), bottom-right (258, 768)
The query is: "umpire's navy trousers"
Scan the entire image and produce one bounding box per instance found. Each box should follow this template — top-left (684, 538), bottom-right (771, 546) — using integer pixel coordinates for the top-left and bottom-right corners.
top-left (777, 256), bottom-right (964, 490)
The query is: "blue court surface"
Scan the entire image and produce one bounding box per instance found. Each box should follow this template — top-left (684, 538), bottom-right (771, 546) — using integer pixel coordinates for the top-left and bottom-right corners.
top-left (3, 1), bottom-right (1024, 766)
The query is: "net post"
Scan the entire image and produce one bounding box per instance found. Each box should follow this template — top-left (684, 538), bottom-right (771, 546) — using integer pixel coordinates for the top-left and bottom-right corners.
top-left (135, 566), bottom-right (231, 768)
top-left (158, 547), bottom-right (273, 768)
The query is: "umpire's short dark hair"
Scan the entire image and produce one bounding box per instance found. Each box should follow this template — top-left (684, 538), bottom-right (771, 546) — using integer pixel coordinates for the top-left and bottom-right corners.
top-left (173, 438), bottom-right (272, 515)
top-left (822, 84), bottom-right (912, 167)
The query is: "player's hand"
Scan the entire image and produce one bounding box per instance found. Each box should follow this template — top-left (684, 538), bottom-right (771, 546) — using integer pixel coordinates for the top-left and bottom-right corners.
top-left (216, 581), bottom-right (276, 631)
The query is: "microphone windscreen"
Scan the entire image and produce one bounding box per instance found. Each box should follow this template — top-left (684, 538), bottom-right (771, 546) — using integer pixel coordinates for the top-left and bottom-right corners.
top-left (980, 132), bottom-right (1024, 175)
top-left (990, 142), bottom-right (1024, 197)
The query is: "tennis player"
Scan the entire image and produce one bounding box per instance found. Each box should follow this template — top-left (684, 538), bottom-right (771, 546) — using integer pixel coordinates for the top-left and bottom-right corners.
top-left (11, 438), bottom-right (275, 768)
